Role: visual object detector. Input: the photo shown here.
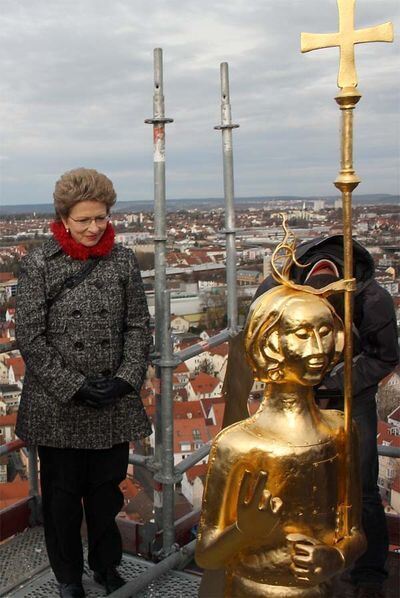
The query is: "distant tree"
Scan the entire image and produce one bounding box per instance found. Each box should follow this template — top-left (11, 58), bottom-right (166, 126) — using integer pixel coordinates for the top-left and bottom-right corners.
top-left (202, 290), bottom-right (226, 329)
top-left (0, 258), bottom-right (20, 276)
top-left (237, 294), bottom-right (252, 326)
top-left (189, 324), bottom-right (206, 334)
top-left (195, 357), bottom-right (216, 376)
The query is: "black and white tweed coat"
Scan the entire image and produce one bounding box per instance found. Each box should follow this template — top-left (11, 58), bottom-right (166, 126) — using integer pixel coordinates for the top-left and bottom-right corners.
top-left (15, 237), bottom-right (152, 449)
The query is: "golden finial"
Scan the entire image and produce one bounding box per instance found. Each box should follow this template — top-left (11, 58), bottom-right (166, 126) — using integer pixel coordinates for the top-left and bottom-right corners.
top-left (270, 215), bottom-right (355, 295)
top-left (301, 0), bottom-right (393, 89)
top-left (301, 0), bottom-right (394, 538)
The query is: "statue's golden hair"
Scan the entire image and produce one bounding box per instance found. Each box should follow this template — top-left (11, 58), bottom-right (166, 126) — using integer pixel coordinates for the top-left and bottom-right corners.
top-left (244, 286), bottom-right (344, 383)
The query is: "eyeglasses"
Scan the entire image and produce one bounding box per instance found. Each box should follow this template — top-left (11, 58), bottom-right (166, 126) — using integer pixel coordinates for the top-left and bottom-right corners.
top-left (68, 215), bottom-right (110, 228)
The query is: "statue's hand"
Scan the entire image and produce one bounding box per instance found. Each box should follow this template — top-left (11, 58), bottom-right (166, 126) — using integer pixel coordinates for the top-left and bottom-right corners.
top-left (236, 470), bottom-right (283, 540)
top-left (287, 533), bottom-right (345, 585)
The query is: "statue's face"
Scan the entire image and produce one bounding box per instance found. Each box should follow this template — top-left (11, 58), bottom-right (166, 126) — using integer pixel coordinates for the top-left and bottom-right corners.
top-left (278, 296), bottom-right (335, 386)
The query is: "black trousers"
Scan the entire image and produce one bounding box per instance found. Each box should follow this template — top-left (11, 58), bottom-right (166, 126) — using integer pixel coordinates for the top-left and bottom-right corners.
top-left (351, 404), bottom-right (389, 587)
top-left (38, 442), bottom-right (129, 584)
top-left (327, 398), bottom-right (389, 587)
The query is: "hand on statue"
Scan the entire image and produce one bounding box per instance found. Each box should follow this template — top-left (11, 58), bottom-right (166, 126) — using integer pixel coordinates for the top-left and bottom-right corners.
top-left (236, 470), bottom-right (283, 540)
top-left (287, 533), bottom-right (345, 585)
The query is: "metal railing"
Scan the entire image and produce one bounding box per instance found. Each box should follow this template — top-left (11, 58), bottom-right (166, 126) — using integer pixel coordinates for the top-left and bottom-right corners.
top-left (0, 441), bottom-right (41, 527)
top-left (110, 540), bottom-right (197, 598)
top-left (0, 439), bottom-right (25, 457)
top-left (378, 445), bottom-right (400, 458)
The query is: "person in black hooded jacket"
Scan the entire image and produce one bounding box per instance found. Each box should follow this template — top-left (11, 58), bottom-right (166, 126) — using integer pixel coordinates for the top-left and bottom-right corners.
top-left (254, 235), bottom-right (399, 598)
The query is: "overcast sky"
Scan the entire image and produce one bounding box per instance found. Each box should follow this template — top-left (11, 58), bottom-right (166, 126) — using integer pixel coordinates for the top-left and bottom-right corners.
top-left (1, 0), bottom-right (399, 206)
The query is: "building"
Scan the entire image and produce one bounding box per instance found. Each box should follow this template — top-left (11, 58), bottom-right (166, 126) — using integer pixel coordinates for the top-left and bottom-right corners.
top-left (0, 384), bottom-right (21, 413)
top-left (0, 279), bottom-right (18, 300)
top-left (377, 418), bottom-right (400, 510)
top-left (313, 200), bottom-right (325, 211)
top-left (388, 406), bottom-right (400, 433)
top-left (237, 269), bottom-right (263, 286)
top-left (5, 356), bottom-right (25, 385)
top-left (181, 463), bottom-right (208, 510)
top-left (170, 315), bottom-right (190, 334)
top-left (186, 372), bottom-right (222, 401)
top-left (173, 417), bottom-right (209, 464)
top-left (0, 412), bottom-right (17, 444)
top-left (208, 344), bottom-right (229, 381)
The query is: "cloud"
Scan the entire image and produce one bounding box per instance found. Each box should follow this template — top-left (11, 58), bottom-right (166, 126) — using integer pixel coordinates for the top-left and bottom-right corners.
top-left (1, 0), bottom-right (399, 205)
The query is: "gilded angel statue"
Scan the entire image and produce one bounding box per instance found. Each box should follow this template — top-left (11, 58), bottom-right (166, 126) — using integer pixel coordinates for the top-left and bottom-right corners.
top-left (195, 237), bottom-right (366, 597)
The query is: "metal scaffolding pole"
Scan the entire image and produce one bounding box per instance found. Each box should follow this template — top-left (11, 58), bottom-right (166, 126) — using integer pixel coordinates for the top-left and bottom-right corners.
top-left (145, 48), bottom-right (173, 529)
top-left (154, 290), bottom-right (180, 557)
top-left (109, 540), bottom-right (196, 598)
top-left (28, 447), bottom-right (41, 525)
top-left (215, 62), bottom-right (239, 332)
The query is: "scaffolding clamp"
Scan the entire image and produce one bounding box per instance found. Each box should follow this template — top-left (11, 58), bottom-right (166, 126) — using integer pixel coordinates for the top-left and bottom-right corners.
top-left (153, 356), bottom-right (180, 368)
top-left (214, 123), bottom-right (239, 130)
top-left (154, 470), bottom-right (183, 484)
top-left (145, 117), bottom-right (174, 124)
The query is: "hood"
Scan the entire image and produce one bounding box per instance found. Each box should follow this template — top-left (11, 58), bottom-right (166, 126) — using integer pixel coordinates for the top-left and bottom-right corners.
top-left (291, 235), bottom-right (374, 292)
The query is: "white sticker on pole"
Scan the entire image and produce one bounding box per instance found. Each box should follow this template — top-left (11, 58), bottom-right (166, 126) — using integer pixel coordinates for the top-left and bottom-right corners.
top-left (154, 490), bottom-right (163, 508)
top-left (154, 481), bottom-right (163, 508)
top-left (154, 126), bottom-right (165, 162)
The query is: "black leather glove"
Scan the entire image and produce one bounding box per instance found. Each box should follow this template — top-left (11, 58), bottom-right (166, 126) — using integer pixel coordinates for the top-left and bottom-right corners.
top-left (111, 377), bottom-right (134, 398)
top-left (73, 379), bottom-right (113, 409)
top-left (74, 377), bottom-right (134, 409)
top-left (92, 377), bottom-right (133, 399)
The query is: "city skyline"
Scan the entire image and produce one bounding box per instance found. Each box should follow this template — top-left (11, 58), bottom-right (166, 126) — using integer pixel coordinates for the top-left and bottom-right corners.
top-left (1, 0), bottom-right (399, 206)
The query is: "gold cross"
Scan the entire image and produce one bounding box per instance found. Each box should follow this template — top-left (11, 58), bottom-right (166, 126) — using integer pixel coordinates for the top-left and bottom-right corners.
top-left (301, 0), bottom-right (393, 89)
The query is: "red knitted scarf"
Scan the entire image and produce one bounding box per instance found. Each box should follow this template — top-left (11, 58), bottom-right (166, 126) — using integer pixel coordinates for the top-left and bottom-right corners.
top-left (50, 220), bottom-right (115, 260)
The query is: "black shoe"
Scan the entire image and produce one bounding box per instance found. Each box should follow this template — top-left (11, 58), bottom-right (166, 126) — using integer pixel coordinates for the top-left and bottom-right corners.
top-left (58, 582), bottom-right (85, 598)
top-left (94, 568), bottom-right (125, 594)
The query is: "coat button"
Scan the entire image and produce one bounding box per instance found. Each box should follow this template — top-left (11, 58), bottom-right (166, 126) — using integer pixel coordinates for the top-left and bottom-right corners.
top-left (102, 369), bottom-right (111, 376)
top-left (95, 281), bottom-right (103, 289)
top-left (101, 339), bottom-right (110, 348)
top-left (99, 309), bottom-right (108, 318)
top-left (74, 341), bottom-right (84, 350)
top-left (72, 309), bottom-right (82, 318)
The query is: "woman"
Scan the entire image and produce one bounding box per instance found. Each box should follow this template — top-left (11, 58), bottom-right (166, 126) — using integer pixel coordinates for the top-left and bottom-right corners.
top-left (16, 168), bottom-right (152, 598)
top-left (195, 286), bottom-right (366, 597)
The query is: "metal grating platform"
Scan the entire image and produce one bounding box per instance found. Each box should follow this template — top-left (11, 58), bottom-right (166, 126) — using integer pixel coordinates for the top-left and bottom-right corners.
top-left (0, 527), bottom-right (50, 596)
top-left (2, 527), bottom-right (398, 597)
top-left (1, 528), bottom-right (201, 598)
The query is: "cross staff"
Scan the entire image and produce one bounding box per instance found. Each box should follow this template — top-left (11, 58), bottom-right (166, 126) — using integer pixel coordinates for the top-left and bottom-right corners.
top-left (301, 0), bottom-right (393, 89)
top-left (301, 0), bottom-right (394, 538)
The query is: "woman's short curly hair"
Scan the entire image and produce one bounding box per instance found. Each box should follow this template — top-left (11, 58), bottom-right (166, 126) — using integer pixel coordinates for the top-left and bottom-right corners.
top-left (53, 168), bottom-right (117, 218)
